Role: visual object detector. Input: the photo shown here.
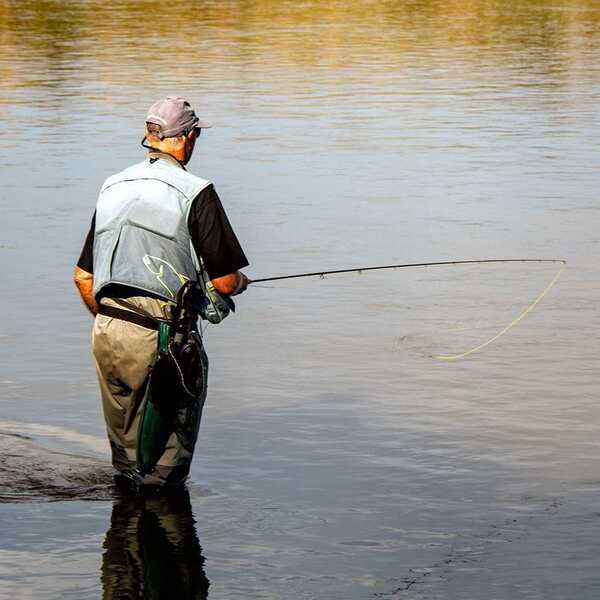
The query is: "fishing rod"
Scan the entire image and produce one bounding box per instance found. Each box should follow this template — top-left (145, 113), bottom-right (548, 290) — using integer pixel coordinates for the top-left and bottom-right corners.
top-left (249, 258), bottom-right (566, 284)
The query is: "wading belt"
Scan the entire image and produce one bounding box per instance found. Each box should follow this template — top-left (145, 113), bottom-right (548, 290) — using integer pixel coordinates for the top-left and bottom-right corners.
top-left (97, 300), bottom-right (170, 331)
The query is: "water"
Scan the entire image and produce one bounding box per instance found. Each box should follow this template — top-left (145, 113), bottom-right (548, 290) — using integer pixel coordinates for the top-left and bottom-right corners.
top-left (1, 1), bottom-right (599, 598)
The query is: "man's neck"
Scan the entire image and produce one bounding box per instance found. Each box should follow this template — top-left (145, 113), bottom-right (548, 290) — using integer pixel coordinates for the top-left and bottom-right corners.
top-left (147, 150), bottom-right (186, 170)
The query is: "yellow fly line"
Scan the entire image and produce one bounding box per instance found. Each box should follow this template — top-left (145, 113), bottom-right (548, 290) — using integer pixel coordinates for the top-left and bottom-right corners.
top-left (426, 262), bottom-right (566, 362)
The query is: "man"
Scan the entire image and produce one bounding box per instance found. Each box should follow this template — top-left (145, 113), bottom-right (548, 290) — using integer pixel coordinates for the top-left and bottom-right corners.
top-left (74, 96), bottom-right (249, 490)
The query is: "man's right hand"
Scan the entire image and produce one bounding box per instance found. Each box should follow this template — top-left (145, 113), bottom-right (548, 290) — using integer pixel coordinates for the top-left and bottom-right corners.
top-left (233, 272), bottom-right (249, 295)
top-left (211, 271), bottom-right (248, 296)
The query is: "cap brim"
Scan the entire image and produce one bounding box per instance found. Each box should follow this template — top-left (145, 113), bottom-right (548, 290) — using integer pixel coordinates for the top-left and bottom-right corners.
top-left (194, 117), bottom-right (212, 129)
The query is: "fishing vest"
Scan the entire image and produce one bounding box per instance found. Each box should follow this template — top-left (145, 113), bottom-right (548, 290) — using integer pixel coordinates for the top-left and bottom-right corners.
top-left (92, 158), bottom-right (211, 301)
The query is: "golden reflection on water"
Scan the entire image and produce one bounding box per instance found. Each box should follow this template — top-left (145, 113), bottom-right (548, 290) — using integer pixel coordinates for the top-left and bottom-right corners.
top-left (1, 0), bottom-right (599, 90)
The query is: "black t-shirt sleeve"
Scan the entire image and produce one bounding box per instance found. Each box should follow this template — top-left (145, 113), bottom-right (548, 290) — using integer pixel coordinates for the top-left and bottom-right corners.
top-left (188, 185), bottom-right (249, 279)
top-left (77, 212), bottom-right (96, 273)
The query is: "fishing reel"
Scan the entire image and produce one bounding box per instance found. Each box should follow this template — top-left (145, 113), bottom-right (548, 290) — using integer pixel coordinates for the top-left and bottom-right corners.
top-left (194, 280), bottom-right (234, 324)
top-left (172, 279), bottom-right (234, 339)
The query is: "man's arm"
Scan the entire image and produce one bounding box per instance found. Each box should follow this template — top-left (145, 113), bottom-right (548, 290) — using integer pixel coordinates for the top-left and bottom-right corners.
top-left (74, 266), bottom-right (99, 316)
top-left (188, 185), bottom-right (250, 297)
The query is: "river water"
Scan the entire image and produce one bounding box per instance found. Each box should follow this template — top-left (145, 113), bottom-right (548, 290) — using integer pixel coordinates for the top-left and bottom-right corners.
top-left (0, 1), bottom-right (599, 598)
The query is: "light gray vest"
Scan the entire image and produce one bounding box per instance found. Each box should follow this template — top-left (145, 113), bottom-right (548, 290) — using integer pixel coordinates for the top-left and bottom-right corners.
top-left (92, 158), bottom-right (211, 301)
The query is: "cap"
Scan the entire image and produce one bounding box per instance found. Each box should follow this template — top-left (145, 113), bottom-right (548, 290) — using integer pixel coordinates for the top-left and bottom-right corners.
top-left (145, 96), bottom-right (211, 139)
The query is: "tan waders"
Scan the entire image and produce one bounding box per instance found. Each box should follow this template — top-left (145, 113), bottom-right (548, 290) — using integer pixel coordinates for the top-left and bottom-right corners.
top-left (93, 296), bottom-right (207, 488)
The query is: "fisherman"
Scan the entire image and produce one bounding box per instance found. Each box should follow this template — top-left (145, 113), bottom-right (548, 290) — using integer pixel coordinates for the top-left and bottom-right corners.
top-left (74, 96), bottom-right (249, 489)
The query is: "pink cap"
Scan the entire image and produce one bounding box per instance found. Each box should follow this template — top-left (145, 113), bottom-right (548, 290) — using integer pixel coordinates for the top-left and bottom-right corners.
top-left (145, 96), bottom-right (211, 138)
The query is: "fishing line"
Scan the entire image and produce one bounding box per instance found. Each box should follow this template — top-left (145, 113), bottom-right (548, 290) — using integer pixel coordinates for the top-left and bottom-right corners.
top-left (426, 262), bottom-right (566, 361)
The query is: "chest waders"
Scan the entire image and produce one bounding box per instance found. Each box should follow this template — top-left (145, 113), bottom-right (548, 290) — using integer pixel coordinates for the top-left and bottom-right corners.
top-left (135, 282), bottom-right (209, 478)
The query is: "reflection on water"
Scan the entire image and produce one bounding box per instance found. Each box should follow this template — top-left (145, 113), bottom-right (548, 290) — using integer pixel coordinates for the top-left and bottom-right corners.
top-left (2, 0), bottom-right (599, 70)
top-left (102, 488), bottom-right (209, 599)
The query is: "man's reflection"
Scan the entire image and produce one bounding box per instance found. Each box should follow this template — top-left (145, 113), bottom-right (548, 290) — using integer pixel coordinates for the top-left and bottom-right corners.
top-left (101, 487), bottom-right (209, 599)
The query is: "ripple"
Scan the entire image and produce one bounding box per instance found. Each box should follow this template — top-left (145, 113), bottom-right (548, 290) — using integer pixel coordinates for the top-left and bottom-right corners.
top-left (0, 432), bottom-right (114, 503)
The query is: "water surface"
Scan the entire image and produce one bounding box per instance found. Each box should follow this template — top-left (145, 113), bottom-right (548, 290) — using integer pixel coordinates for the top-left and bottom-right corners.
top-left (1, 1), bottom-right (599, 598)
